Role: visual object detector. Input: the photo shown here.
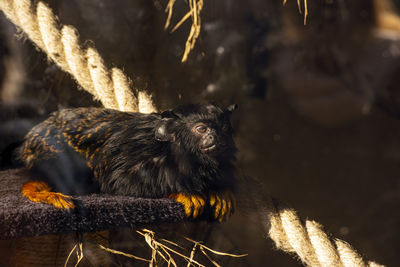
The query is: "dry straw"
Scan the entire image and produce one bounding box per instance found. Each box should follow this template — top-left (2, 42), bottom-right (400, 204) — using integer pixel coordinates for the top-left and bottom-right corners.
top-left (284, 0), bottom-right (308, 25)
top-left (64, 229), bottom-right (248, 266)
top-left (164, 0), bottom-right (203, 62)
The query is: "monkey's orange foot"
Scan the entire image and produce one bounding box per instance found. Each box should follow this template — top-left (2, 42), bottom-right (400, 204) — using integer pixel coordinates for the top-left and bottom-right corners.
top-left (21, 181), bottom-right (75, 209)
top-left (209, 191), bottom-right (236, 222)
top-left (168, 193), bottom-right (206, 219)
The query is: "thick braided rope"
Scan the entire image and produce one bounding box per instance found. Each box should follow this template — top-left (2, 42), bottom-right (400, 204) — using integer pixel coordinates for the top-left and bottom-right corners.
top-left (0, 0), bottom-right (156, 113)
top-left (269, 207), bottom-right (384, 267)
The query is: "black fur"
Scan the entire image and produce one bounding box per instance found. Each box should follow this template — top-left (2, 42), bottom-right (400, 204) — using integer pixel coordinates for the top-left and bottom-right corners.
top-left (19, 104), bottom-right (237, 198)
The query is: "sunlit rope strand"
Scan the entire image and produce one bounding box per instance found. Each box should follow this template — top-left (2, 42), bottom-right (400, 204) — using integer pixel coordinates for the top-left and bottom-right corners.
top-left (0, 0), bottom-right (156, 113)
top-left (268, 205), bottom-right (384, 267)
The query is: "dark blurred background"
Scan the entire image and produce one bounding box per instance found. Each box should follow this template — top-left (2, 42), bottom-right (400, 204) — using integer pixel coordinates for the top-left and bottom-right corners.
top-left (1, 0), bottom-right (400, 266)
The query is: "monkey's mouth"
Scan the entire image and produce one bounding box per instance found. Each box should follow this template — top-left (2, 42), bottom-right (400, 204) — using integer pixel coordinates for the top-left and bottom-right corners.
top-left (200, 144), bottom-right (216, 153)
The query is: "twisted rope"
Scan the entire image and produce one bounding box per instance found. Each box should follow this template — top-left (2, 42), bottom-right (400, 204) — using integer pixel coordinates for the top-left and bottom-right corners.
top-left (268, 206), bottom-right (384, 267)
top-left (0, 1), bottom-right (385, 266)
top-left (0, 0), bottom-right (156, 113)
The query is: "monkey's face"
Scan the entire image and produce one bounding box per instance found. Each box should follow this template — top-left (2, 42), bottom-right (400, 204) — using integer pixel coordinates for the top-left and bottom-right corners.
top-left (155, 104), bottom-right (237, 159)
top-left (192, 123), bottom-right (217, 154)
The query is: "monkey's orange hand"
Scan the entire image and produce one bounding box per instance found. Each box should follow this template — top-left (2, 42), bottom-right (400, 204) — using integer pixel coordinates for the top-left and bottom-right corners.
top-left (22, 181), bottom-right (75, 209)
top-left (168, 193), bottom-right (206, 219)
top-left (209, 191), bottom-right (236, 222)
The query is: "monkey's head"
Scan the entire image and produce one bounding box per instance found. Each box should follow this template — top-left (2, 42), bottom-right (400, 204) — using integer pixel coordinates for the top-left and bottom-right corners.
top-left (155, 104), bottom-right (237, 161)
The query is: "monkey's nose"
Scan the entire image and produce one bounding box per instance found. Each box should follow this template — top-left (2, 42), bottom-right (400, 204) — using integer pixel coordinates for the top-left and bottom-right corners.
top-left (201, 136), bottom-right (216, 153)
top-left (201, 135), bottom-right (216, 153)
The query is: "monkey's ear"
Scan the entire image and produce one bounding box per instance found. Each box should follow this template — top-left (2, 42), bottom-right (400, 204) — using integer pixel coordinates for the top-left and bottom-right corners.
top-left (155, 119), bottom-right (175, 142)
top-left (226, 104), bottom-right (238, 113)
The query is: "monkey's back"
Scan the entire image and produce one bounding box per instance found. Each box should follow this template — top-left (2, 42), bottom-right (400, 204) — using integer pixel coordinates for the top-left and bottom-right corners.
top-left (22, 108), bottom-right (124, 166)
top-left (19, 108), bottom-right (158, 194)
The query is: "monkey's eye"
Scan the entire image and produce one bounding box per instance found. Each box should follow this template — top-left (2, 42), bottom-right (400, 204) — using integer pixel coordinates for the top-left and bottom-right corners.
top-left (195, 125), bottom-right (208, 134)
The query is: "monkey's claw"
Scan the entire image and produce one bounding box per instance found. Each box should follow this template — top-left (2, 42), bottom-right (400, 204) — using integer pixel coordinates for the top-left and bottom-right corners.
top-left (22, 181), bottom-right (75, 209)
top-left (209, 191), bottom-right (236, 222)
top-left (168, 193), bottom-right (206, 219)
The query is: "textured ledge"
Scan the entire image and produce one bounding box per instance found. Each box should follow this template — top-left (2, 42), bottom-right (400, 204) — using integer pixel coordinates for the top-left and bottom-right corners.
top-left (0, 168), bottom-right (185, 239)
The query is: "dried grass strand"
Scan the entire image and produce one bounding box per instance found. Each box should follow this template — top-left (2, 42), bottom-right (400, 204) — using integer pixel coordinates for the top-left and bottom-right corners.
top-left (164, 0), bottom-right (203, 62)
top-left (184, 237), bottom-right (248, 258)
top-left (303, 0), bottom-right (308, 25)
top-left (97, 244), bottom-right (151, 262)
top-left (283, 0), bottom-right (308, 25)
top-left (164, 0), bottom-right (177, 29)
top-left (137, 230), bottom-right (207, 267)
top-left (200, 247), bottom-right (221, 267)
top-left (138, 229), bottom-right (248, 267)
top-left (186, 243), bottom-right (198, 267)
top-left (161, 238), bottom-right (185, 250)
top-left (64, 244), bottom-right (77, 267)
top-left (171, 11), bottom-right (191, 33)
top-left (74, 243), bottom-right (84, 267)
top-left (64, 242), bottom-right (84, 267)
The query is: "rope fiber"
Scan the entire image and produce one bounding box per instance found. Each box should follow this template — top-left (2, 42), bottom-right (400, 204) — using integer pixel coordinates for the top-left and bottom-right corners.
top-left (268, 203), bottom-right (384, 267)
top-left (0, 0), bottom-right (385, 266)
